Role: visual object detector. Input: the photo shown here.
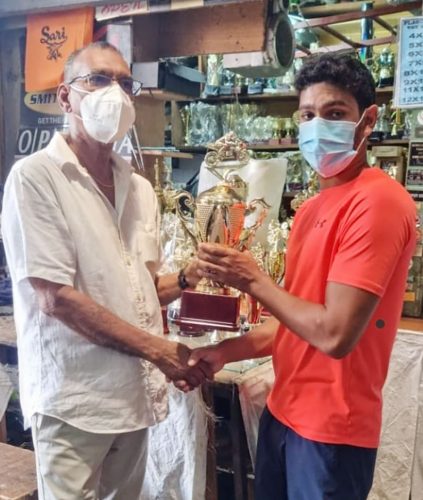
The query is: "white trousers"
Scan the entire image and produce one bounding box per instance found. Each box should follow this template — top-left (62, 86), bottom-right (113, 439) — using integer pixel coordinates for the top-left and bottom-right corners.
top-left (31, 414), bottom-right (149, 500)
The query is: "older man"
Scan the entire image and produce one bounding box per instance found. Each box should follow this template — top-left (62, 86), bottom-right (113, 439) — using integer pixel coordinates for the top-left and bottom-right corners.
top-left (1, 41), bottom-right (209, 499)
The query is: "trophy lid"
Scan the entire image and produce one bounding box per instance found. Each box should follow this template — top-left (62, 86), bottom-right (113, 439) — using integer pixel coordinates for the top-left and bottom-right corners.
top-left (197, 181), bottom-right (244, 206)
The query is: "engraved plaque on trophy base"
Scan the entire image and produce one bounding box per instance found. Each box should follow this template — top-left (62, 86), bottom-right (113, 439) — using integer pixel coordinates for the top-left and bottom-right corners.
top-left (177, 290), bottom-right (240, 335)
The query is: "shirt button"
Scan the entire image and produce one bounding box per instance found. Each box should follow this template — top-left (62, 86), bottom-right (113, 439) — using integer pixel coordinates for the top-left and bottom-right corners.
top-left (126, 259), bottom-right (131, 266)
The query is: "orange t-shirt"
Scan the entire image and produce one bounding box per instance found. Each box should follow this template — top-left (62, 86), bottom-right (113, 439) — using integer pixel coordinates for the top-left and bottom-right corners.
top-left (267, 167), bottom-right (416, 448)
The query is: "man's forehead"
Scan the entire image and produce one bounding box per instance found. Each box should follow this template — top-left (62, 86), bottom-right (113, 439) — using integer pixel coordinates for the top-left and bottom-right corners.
top-left (299, 82), bottom-right (357, 108)
top-left (72, 47), bottom-right (129, 74)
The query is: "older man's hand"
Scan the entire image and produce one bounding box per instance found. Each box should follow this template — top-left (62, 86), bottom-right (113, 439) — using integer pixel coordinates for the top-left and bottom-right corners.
top-left (171, 343), bottom-right (226, 392)
top-left (155, 339), bottom-right (214, 392)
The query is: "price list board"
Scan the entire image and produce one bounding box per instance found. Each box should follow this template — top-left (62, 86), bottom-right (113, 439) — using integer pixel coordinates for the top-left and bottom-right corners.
top-left (394, 16), bottom-right (423, 109)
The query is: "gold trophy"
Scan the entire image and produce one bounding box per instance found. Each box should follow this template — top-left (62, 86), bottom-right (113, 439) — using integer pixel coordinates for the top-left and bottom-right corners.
top-left (245, 220), bottom-right (290, 328)
top-left (173, 132), bottom-right (270, 334)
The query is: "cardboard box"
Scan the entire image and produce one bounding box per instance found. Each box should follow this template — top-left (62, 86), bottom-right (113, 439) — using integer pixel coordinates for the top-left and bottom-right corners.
top-left (132, 61), bottom-right (205, 97)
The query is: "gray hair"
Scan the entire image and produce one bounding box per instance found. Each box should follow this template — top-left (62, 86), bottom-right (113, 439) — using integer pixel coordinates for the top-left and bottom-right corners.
top-left (63, 41), bottom-right (124, 83)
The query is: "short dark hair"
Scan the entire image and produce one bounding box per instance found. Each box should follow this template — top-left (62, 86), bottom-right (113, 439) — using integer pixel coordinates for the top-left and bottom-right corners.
top-left (294, 53), bottom-right (376, 113)
top-left (63, 41), bottom-right (124, 83)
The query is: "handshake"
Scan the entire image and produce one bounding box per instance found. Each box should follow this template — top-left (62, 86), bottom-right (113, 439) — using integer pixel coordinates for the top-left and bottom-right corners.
top-left (157, 339), bottom-right (227, 392)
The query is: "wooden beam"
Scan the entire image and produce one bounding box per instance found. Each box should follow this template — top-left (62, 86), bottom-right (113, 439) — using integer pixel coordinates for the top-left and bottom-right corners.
top-left (0, 0), bottom-right (262, 18)
top-left (132, 14), bottom-right (161, 61)
top-left (0, 0), bottom-right (109, 17)
top-left (319, 25), bottom-right (360, 49)
top-left (133, 96), bottom-right (166, 184)
top-left (293, 1), bottom-right (421, 30)
top-left (0, 29), bottom-right (23, 182)
top-left (373, 16), bottom-right (397, 36)
top-left (133, 0), bottom-right (268, 60)
top-left (0, 414), bottom-right (6, 443)
top-left (303, 0), bottom-right (418, 17)
top-left (359, 35), bottom-right (395, 47)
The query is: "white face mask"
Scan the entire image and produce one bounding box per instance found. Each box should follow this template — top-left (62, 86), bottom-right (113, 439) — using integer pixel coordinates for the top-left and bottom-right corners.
top-left (71, 84), bottom-right (136, 144)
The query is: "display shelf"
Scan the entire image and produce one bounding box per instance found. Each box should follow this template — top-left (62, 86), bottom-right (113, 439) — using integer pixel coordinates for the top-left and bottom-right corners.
top-left (399, 316), bottom-right (423, 334)
top-left (139, 89), bottom-right (196, 101)
top-left (175, 86), bottom-right (394, 105)
top-left (171, 87), bottom-right (395, 148)
top-left (140, 148), bottom-right (194, 159)
top-left (302, 0), bottom-right (419, 18)
top-left (368, 139), bottom-right (409, 146)
top-left (197, 91), bottom-right (298, 103)
top-left (294, 0), bottom-right (420, 50)
top-left (177, 144), bottom-right (298, 153)
top-left (176, 139), bottom-right (408, 154)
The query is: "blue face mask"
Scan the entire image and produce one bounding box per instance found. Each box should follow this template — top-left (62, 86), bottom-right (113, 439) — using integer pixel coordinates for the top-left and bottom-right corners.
top-left (298, 116), bottom-right (365, 179)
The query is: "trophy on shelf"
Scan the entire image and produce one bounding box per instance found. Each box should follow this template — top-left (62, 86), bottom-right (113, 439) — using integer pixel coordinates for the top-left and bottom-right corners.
top-left (173, 132), bottom-right (270, 334)
top-left (153, 158), bottom-right (180, 214)
top-left (370, 103), bottom-right (391, 142)
top-left (389, 105), bottom-right (406, 140)
top-left (246, 220), bottom-right (290, 328)
top-left (220, 69), bottom-right (235, 96)
top-left (180, 105), bottom-right (191, 146)
top-left (376, 47), bottom-right (395, 88)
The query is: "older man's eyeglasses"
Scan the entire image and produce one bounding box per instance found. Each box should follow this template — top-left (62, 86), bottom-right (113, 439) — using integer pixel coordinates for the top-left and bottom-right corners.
top-left (68, 73), bottom-right (143, 97)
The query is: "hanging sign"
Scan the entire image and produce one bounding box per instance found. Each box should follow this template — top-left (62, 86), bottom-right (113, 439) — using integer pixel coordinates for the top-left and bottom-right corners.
top-left (15, 88), bottom-right (67, 160)
top-left (96, 1), bottom-right (148, 21)
top-left (95, 0), bottom-right (250, 21)
top-left (25, 8), bottom-right (94, 92)
top-left (394, 16), bottom-right (423, 108)
top-left (15, 87), bottom-right (132, 162)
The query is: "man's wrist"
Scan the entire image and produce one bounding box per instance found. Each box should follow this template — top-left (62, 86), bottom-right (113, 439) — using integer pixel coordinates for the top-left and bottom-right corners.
top-left (177, 267), bottom-right (192, 290)
top-left (178, 262), bottom-right (200, 290)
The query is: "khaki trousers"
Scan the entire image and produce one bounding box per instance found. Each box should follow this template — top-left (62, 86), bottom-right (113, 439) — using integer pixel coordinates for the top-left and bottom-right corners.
top-left (31, 414), bottom-right (149, 500)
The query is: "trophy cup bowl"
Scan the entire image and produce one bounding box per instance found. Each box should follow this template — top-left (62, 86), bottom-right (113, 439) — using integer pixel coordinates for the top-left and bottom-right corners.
top-left (173, 179), bottom-right (269, 335)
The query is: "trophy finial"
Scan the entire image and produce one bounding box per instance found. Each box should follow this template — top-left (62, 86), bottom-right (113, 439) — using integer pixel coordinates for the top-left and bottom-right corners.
top-left (204, 131), bottom-right (250, 174)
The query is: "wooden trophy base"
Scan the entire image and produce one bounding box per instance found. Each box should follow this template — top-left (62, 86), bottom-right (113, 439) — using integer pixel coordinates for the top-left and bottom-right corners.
top-left (176, 290), bottom-right (240, 335)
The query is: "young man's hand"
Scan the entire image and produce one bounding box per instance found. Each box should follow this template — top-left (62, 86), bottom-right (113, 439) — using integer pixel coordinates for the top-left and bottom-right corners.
top-left (172, 344), bottom-right (226, 392)
top-left (155, 339), bottom-right (214, 392)
top-left (196, 243), bottom-right (269, 294)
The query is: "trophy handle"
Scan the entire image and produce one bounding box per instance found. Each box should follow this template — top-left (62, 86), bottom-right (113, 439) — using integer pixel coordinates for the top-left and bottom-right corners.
top-left (237, 198), bottom-right (271, 251)
top-left (245, 197), bottom-right (271, 217)
top-left (173, 191), bottom-right (197, 248)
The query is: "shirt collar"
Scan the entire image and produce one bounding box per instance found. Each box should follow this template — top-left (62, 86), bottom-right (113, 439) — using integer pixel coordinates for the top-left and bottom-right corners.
top-left (45, 131), bottom-right (135, 180)
top-left (46, 132), bottom-right (136, 220)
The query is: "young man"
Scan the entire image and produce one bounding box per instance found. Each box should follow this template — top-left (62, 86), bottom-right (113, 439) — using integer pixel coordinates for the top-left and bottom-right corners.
top-left (184, 53), bottom-right (417, 499)
top-left (1, 42), bottom-right (210, 499)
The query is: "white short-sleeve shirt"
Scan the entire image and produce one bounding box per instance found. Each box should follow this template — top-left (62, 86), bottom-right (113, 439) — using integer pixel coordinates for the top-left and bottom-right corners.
top-left (1, 133), bottom-right (168, 432)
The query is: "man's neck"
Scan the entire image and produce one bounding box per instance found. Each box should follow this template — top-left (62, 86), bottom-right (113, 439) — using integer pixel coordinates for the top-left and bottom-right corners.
top-left (66, 132), bottom-right (114, 181)
top-left (319, 146), bottom-right (368, 190)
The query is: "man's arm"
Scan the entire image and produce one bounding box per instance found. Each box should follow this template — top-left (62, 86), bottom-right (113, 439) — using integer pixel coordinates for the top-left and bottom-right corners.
top-left (251, 278), bottom-right (379, 358)
top-left (174, 316), bottom-right (279, 391)
top-left (29, 277), bottom-right (212, 386)
top-left (154, 259), bottom-right (201, 306)
top-left (197, 244), bottom-right (380, 359)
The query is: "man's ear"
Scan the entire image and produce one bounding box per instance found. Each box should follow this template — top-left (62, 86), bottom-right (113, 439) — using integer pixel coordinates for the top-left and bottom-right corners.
top-left (57, 83), bottom-right (72, 113)
top-left (363, 104), bottom-right (378, 135)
